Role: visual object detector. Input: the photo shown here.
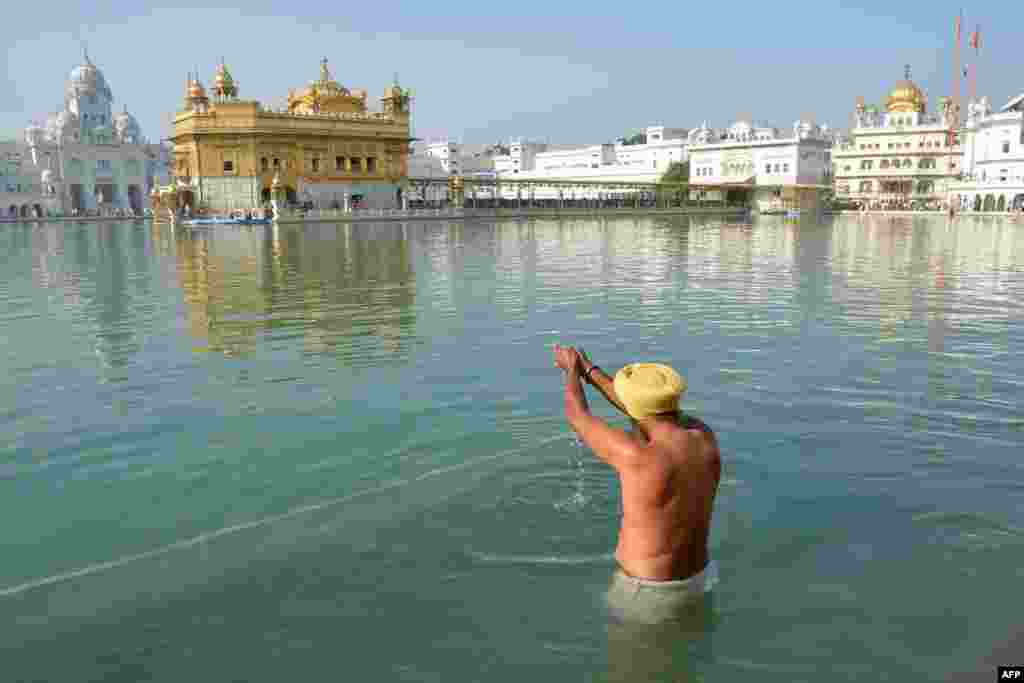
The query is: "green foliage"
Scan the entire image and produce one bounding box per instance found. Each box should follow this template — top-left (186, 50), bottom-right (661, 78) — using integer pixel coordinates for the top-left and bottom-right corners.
top-left (618, 132), bottom-right (647, 146)
top-left (659, 161), bottom-right (689, 185)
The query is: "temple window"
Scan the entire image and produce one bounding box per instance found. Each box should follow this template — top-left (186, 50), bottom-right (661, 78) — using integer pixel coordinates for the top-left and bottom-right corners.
top-left (351, 158), bottom-right (363, 173)
top-left (903, 159), bottom-right (912, 168)
top-left (223, 160), bottom-right (234, 173)
top-left (261, 157), bottom-right (269, 171)
top-left (367, 157), bottom-right (377, 174)
top-left (312, 158), bottom-right (320, 172)
top-left (336, 156), bottom-right (345, 171)
top-left (1002, 142), bottom-right (1010, 153)
top-left (273, 158), bottom-right (280, 169)
top-left (880, 159), bottom-right (890, 169)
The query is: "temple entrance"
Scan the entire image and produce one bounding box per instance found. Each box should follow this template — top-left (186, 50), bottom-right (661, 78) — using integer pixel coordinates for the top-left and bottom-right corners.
top-left (127, 185), bottom-right (143, 214)
top-left (70, 184), bottom-right (85, 212)
top-left (95, 183), bottom-right (116, 207)
top-left (33, 204), bottom-right (43, 217)
top-left (20, 205), bottom-right (29, 217)
top-left (179, 190), bottom-right (196, 212)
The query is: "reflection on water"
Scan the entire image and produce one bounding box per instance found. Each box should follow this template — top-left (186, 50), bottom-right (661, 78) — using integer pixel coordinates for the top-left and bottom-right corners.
top-left (156, 222), bottom-right (417, 361)
top-left (1, 215), bottom-right (1023, 682)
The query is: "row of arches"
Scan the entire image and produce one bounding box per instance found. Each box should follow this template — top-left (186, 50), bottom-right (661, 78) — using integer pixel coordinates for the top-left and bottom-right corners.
top-left (957, 193), bottom-right (1024, 212)
top-left (5, 204), bottom-right (44, 218)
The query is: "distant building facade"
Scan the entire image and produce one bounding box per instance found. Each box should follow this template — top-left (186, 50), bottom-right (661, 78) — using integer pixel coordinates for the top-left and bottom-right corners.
top-left (688, 119), bottom-right (832, 210)
top-left (948, 93), bottom-right (1024, 212)
top-left (483, 125), bottom-right (689, 183)
top-left (831, 67), bottom-right (962, 209)
top-left (168, 58), bottom-right (412, 212)
top-left (3, 51), bottom-right (163, 218)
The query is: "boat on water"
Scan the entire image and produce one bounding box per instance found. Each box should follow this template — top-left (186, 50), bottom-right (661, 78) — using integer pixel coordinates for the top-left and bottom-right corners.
top-left (181, 208), bottom-right (272, 226)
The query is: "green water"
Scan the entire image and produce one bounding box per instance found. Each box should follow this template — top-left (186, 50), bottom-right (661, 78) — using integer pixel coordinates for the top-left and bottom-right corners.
top-left (1, 216), bottom-right (1022, 681)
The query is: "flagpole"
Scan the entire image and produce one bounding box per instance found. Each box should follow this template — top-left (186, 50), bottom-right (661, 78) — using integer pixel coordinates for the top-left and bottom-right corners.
top-left (969, 23), bottom-right (979, 107)
top-left (954, 10), bottom-right (962, 125)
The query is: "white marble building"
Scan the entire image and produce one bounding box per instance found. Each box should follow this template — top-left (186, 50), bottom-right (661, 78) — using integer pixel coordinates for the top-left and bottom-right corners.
top-left (948, 93), bottom-right (1024, 212)
top-left (831, 69), bottom-right (962, 209)
top-left (417, 140), bottom-right (496, 176)
top-left (2, 51), bottom-right (165, 218)
top-left (491, 139), bottom-right (547, 176)
top-left (489, 125), bottom-right (690, 183)
top-left (687, 119), bottom-right (832, 210)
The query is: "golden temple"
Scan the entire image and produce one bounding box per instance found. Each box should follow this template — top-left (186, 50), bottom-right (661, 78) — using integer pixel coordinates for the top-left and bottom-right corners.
top-left (159, 58), bottom-right (412, 213)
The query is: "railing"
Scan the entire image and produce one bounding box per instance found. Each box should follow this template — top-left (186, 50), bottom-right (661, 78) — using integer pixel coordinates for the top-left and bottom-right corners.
top-left (272, 201), bottom-right (748, 221)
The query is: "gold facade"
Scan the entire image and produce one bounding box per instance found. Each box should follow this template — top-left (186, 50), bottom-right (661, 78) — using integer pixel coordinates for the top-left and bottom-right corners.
top-left (168, 58), bottom-right (412, 211)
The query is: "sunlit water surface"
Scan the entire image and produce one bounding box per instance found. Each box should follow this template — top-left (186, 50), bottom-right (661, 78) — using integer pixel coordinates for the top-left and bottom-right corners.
top-left (1, 215), bottom-right (1022, 682)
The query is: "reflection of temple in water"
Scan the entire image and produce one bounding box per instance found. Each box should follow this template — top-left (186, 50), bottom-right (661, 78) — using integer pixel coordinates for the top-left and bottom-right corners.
top-left (171, 223), bottom-right (416, 360)
top-left (828, 216), bottom-right (1024, 353)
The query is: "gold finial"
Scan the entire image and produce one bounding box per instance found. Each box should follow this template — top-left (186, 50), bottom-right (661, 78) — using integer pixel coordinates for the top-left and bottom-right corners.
top-left (320, 57), bottom-right (330, 81)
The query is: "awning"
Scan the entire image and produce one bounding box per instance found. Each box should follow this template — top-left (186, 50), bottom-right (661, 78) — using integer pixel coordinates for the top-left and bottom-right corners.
top-left (690, 176), bottom-right (755, 187)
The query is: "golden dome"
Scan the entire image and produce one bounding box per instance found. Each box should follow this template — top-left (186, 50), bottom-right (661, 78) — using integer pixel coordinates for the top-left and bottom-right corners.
top-left (287, 57), bottom-right (365, 115)
top-left (886, 65), bottom-right (926, 113)
top-left (188, 76), bottom-right (207, 100)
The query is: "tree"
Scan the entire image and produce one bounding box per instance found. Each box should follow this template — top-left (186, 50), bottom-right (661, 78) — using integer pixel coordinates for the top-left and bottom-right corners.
top-left (657, 161), bottom-right (689, 205)
top-left (659, 160), bottom-right (689, 184)
top-left (617, 132), bottom-right (647, 146)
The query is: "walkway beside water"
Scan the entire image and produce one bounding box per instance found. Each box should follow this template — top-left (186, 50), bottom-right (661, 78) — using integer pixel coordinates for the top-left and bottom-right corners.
top-left (272, 205), bottom-right (749, 225)
top-left (1, 205), bottom-right (749, 226)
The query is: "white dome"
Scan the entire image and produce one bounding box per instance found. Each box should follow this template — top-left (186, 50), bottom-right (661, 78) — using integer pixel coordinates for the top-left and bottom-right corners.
top-left (25, 124), bottom-right (46, 147)
top-left (67, 55), bottom-right (113, 100)
top-left (113, 108), bottom-right (142, 143)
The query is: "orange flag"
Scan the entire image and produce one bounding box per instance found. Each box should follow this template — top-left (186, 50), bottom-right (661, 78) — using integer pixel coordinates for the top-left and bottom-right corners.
top-left (970, 27), bottom-right (980, 50)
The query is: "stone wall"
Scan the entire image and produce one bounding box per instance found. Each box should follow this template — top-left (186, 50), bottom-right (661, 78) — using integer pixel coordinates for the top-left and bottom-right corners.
top-left (200, 176), bottom-right (260, 211)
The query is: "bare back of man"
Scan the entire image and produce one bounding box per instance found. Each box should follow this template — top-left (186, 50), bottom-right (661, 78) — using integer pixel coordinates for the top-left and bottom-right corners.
top-left (553, 344), bottom-right (721, 584)
top-left (617, 415), bottom-right (720, 581)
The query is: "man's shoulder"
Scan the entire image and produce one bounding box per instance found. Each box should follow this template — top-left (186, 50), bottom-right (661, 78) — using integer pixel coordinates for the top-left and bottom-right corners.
top-left (680, 413), bottom-right (715, 437)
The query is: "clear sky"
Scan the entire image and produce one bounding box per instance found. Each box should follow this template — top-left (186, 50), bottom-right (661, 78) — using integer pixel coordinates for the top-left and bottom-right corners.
top-left (1, 1), bottom-right (1017, 145)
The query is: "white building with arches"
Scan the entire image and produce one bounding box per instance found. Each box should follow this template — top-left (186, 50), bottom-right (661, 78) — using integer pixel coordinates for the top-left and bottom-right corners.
top-left (948, 93), bottom-right (1024, 212)
top-left (687, 118), bottom-right (833, 210)
top-left (2, 50), bottom-right (164, 219)
top-left (831, 67), bottom-right (962, 210)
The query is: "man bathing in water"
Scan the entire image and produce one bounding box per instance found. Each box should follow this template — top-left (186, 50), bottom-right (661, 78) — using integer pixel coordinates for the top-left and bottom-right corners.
top-left (553, 345), bottom-right (721, 621)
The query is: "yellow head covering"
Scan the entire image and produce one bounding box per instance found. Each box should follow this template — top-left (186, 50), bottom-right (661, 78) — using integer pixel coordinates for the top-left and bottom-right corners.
top-left (613, 363), bottom-right (686, 420)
